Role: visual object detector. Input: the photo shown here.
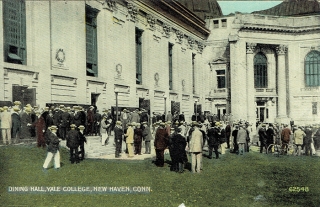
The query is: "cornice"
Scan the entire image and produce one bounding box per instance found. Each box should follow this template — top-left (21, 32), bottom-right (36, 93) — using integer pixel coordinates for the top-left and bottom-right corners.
top-left (241, 24), bottom-right (320, 34)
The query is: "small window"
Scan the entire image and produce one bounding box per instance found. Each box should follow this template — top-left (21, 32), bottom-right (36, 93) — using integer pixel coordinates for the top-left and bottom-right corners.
top-left (312, 102), bottom-right (317, 115)
top-left (216, 70), bottom-right (226, 88)
top-left (213, 20), bottom-right (219, 28)
top-left (221, 19), bottom-right (227, 27)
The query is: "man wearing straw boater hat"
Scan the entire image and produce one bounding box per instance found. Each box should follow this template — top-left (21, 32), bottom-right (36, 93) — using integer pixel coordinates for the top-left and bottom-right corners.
top-left (66, 124), bottom-right (80, 164)
top-left (1, 106), bottom-right (12, 145)
top-left (11, 106), bottom-right (21, 143)
top-left (78, 125), bottom-right (87, 160)
top-left (43, 125), bottom-right (61, 171)
top-left (114, 121), bottom-right (124, 158)
top-left (125, 122), bottom-right (135, 158)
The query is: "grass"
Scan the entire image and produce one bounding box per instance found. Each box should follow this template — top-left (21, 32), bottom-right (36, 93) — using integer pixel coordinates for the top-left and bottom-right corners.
top-left (0, 145), bottom-right (320, 207)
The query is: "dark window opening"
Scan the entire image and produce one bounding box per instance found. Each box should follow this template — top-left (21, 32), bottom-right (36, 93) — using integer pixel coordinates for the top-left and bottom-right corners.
top-left (254, 52), bottom-right (268, 88)
top-left (86, 5), bottom-right (99, 77)
top-left (3, 0), bottom-right (26, 65)
top-left (305, 51), bottom-right (320, 87)
top-left (136, 28), bottom-right (143, 84)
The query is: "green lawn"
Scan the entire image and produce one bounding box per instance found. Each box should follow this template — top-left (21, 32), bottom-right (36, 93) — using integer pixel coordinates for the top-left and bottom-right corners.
top-left (1, 145), bottom-right (320, 207)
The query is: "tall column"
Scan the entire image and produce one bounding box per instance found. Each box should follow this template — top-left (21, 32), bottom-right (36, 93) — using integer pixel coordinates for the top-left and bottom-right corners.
top-left (246, 43), bottom-right (256, 126)
top-left (276, 45), bottom-right (288, 121)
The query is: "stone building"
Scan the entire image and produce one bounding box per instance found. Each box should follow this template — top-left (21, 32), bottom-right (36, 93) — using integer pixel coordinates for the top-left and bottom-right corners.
top-left (0, 0), bottom-right (211, 122)
top-left (206, 0), bottom-right (320, 126)
top-left (0, 0), bottom-right (319, 125)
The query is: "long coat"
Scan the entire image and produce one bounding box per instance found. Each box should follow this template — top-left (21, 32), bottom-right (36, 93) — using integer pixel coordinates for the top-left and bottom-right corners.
top-left (154, 127), bottom-right (169, 150)
top-left (66, 129), bottom-right (79, 148)
top-left (142, 125), bottom-right (152, 141)
top-left (34, 116), bottom-right (46, 147)
top-left (11, 112), bottom-right (21, 138)
top-left (20, 112), bottom-right (32, 139)
top-left (172, 133), bottom-right (187, 162)
top-left (189, 128), bottom-right (203, 153)
top-left (237, 128), bottom-right (247, 143)
top-left (207, 127), bottom-right (220, 146)
top-left (294, 129), bottom-right (305, 145)
top-left (134, 128), bottom-right (143, 143)
top-left (130, 112), bottom-right (140, 123)
top-left (281, 127), bottom-right (291, 143)
top-left (1, 111), bottom-right (12, 129)
top-left (114, 126), bottom-right (123, 142)
top-left (125, 126), bottom-right (134, 144)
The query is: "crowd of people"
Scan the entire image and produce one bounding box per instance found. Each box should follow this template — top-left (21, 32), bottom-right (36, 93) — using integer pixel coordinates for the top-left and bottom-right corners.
top-left (1, 102), bottom-right (319, 173)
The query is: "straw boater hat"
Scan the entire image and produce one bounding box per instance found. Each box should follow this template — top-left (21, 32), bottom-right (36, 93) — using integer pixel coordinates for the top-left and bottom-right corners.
top-left (25, 107), bottom-right (32, 112)
top-left (131, 122), bottom-right (136, 126)
top-left (78, 125), bottom-right (85, 130)
top-left (59, 105), bottom-right (65, 109)
top-left (166, 121), bottom-right (171, 125)
top-left (174, 121), bottom-right (179, 125)
top-left (215, 122), bottom-right (220, 126)
top-left (13, 106), bottom-right (20, 112)
top-left (136, 123), bottom-right (141, 127)
top-left (14, 101), bottom-right (21, 105)
top-left (123, 108), bottom-right (127, 112)
top-left (116, 121), bottom-right (122, 125)
top-left (3, 106), bottom-right (8, 110)
top-left (44, 107), bottom-right (49, 111)
top-left (66, 107), bottom-right (71, 111)
top-left (50, 125), bottom-right (58, 131)
top-left (142, 121), bottom-right (147, 125)
top-left (70, 124), bottom-right (76, 128)
top-left (90, 106), bottom-right (94, 109)
top-left (159, 122), bottom-right (166, 126)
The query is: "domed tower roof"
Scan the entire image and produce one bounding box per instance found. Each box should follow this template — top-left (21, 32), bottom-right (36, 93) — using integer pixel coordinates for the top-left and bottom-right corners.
top-left (252, 0), bottom-right (320, 16)
top-left (175, 0), bottom-right (223, 19)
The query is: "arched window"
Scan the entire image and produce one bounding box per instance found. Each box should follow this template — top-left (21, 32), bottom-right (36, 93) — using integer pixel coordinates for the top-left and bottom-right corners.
top-left (254, 53), bottom-right (268, 88)
top-left (305, 51), bottom-right (320, 87)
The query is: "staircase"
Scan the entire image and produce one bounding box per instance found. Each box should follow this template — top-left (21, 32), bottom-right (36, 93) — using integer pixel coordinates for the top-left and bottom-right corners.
top-left (85, 135), bottom-right (116, 158)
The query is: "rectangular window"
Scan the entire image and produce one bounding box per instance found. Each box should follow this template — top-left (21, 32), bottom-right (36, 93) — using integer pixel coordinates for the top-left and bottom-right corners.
top-left (216, 70), bottom-right (226, 88)
top-left (169, 43), bottom-right (173, 90)
top-left (213, 20), bottom-right (219, 28)
top-left (136, 28), bottom-right (143, 84)
top-left (86, 5), bottom-right (99, 77)
top-left (221, 19), bottom-right (227, 27)
top-left (312, 102), bottom-right (317, 115)
top-left (192, 53), bottom-right (196, 93)
top-left (3, 0), bottom-right (26, 65)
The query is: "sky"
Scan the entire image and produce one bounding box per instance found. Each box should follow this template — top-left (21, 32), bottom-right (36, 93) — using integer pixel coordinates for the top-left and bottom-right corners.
top-left (217, 1), bottom-right (282, 15)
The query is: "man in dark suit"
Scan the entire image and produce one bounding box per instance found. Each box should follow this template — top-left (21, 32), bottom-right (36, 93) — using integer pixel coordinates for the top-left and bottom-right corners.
top-left (78, 125), bottom-right (87, 160)
top-left (11, 106), bottom-right (21, 142)
top-left (66, 124), bottom-right (80, 164)
top-left (179, 112), bottom-right (185, 122)
top-left (94, 109), bottom-right (102, 136)
top-left (60, 107), bottom-right (71, 140)
top-left (114, 121), bottom-right (124, 158)
top-left (154, 122), bottom-right (169, 167)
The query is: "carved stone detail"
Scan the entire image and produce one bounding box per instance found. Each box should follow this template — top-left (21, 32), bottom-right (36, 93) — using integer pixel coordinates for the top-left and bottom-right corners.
top-left (162, 23), bottom-right (171, 38)
top-left (246, 43), bottom-right (257, 54)
top-left (175, 30), bottom-right (183, 44)
top-left (104, 0), bottom-right (116, 11)
top-left (127, 2), bottom-right (138, 22)
top-left (188, 37), bottom-right (195, 50)
top-left (276, 45), bottom-right (288, 55)
top-left (196, 42), bottom-right (205, 54)
top-left (146, 14), bottom-right (156, 30)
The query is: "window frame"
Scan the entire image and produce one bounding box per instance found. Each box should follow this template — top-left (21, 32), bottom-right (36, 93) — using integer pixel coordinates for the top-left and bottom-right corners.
top-left (254, 52), bottom-right (268, 88)
top-left (169, 43), bottom-right (173, 90)
top-left (216, 69), bottom-right (226, 89)
top-left (3, 0), bottom-right (27, 65)
top-left (305, 50), bottom-right (320, 87)
top-left (135, 28), bottom-right (143, 85)
top-left (85, 5), bottom-right (99, 77)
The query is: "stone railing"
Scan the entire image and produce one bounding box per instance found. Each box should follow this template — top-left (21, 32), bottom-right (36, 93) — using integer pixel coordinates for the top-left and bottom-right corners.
top-left (239, 13), bottom-right (320, 31)
top-left (255, 88), bottom-right (275, 93)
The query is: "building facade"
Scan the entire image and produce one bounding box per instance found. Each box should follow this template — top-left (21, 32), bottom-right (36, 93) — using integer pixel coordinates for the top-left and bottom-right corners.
top-left (205, 0), bottom-right (320, 126)
top-left (0, 0), bottom-right (319, 126)
top-left (0, 0), bottom-right (211, 122)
